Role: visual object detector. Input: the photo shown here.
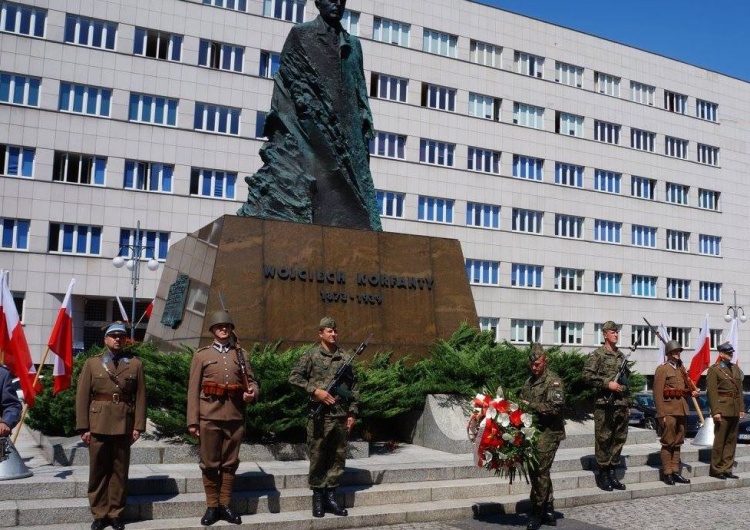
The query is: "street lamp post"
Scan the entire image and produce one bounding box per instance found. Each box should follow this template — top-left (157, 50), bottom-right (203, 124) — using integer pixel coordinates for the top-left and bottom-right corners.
top-left (724, 291), bottom-right (748, 323)
top-left (112, 221), bottom-right (160, 339)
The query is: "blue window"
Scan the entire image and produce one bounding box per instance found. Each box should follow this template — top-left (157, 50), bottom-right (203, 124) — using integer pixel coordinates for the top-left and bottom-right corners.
top-left (124, 160), bottom-right (173, 192)
top-left (133, 27), bottom-right (182, 61)
top-left (417, 196), bottom-right (453, 223)
top-left (52, 152), bottom-right (106, 185)
top-left (594, 169), bottom-right (621, 194)
top-left (513, 155), bottom-right (543, 180)
top-left (631, 275), bottom-right (657, 298)
top-left (511, 264), bottom-right (543, 288)
top-left (632, 225), bottom-right (657, 248)
top-left (48, 223), bottom-right (101, 255)
top-left (0, 72), bottom-right (40, 106)
top-left (194, 102), bottom-right (240, 135)
top-left (466, 202), bottom-right (500, 229)
top-left (1, 2), bottom-right (46, 37)
top-left (1, 218), bottom-right (29, 249)
top-left (376, 191), bottom-right (404, 218)
top-left (1, 143), bottom-right (34, 177)
top-left (595, 271), bottom-right (621, 295)
top-left (128, 93), bottom-right (178, 126)
top-left (555, 162), bottom-right (583, 188)
top-left (59, 82), bottom-right (111, 117)
top-left (259, 51), bottom-right (280, 78)
top-left (190, 168), bottom-right (237, 199)
top-left (466, 259), bottom-right (500, 286)
top-left (119, 228), bottom-right (170, 260)
top-left (64, 14), bottom-right (116, 50)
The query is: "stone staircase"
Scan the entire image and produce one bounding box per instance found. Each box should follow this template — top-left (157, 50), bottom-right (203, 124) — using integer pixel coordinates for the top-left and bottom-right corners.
top-left (4, 428), bottom-right (750, 529)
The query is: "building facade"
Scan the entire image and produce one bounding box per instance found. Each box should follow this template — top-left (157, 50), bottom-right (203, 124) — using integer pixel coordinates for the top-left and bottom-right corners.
top-left (1, 0), bottom-right (748, 375)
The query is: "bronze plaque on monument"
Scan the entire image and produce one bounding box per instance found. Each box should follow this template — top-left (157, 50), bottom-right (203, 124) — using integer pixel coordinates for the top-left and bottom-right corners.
top-left (146, 216), bottom-right (478, 358)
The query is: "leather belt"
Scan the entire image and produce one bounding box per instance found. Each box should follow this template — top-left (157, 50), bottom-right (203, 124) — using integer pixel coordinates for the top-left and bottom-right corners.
top-left (717, 391), bottom-right (738, 397)
top-left (91, 392), bottom-right (131, 404)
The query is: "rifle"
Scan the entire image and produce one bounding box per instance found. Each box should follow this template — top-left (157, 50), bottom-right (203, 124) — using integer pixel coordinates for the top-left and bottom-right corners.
top-left (218, 292), bottom-right (255, 397)
top-left (607, 350), bottom-right (632, 405)
top-left (313, 334), bottom-right (372, 420)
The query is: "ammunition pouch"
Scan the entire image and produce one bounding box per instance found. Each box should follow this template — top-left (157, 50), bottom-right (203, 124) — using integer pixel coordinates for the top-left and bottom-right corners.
top-left (202, 382), bottom-right (243, 398)
top-left (662, 388), bottom-right (688, 399)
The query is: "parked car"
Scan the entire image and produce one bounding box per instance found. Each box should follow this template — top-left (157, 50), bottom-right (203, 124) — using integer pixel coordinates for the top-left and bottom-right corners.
top-left (736, 393), bottom-right (750, 444)
top-left (628, 407), bottom-right (645, 426)
top-left (631, 391), bottom-right (709, 436)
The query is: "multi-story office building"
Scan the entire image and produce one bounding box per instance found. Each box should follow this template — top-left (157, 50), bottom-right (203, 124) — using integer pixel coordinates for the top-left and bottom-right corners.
top-left (1, 0), bottom-right (748, 376)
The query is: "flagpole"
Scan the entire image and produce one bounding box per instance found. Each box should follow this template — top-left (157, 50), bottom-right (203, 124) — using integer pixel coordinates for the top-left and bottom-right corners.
top-left (11, 346), bottom-right (52, 444)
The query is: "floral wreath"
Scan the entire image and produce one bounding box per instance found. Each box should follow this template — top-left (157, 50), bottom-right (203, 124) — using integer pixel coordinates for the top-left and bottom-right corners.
top-left (467, 386), bottom-right (538, 484)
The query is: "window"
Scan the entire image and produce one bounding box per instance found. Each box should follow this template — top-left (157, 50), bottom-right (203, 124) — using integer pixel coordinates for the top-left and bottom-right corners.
top-left (468, 92), bottom-right (500, 120)
top-left (595, 271), bottom-right (621, 295)
top-left (665, 136), bottom-right (688, 159)
top-left (594, 219), bottom-right (621, 244)
top-left (58, 83), bottom-right (111, 117)
top-left (554, 162), bottom-right (583, 188)
top-left (697, 144), bottom-right (719, 166)
top-left (512, 155), bottom-right (543, 181)
top-left (0, 143), bottom-right (34, 177)
top-left (511, 264), bottom-right (543, 288)
top-left (594, 120), bottom-right (620, 144)
top-left (699, 282), bottom-right (722, 303)
top-left (189, 168), bottom-right (237, 199)
top-left (513, 102), bottom-right (544, 129)
top-left (422, 28), bottom-right (457, 58)
top-left (262, 0), bottom-right (303, 22)
top-left (466, 259), bottom-right (500, 286)
top-left (255, 111), bottom-right (267, 138)
top-left (1, 218), bottom-right (29, 250)
top-left (128, 93), bottom-right (178, 126)
top-left (698, 234), bottom-right (721, 256)
top-left (371, 73), bottom-right (408, 102)
top-left (555, 112), bottom-right (584, 137)
top-left (119, 228), bottom-right (169, 261)
top-left (554, 214), bottom-right (583, 239)
top-left (52, 151), bottom-right (106, 185)
top-left (512, 208), bottom-right (543, 234)
top-left (133, 27), bottom-right (182, 61)
top-left (373, 17), bottom-right (410, 47)
top-left (194, 102), bottom-right (240, 135)
top-left (631, 325), bottom-right (657, 348)
top-left (631, 275), bottom-right (657, 298)
top-left (698, 188), bottom-right (720, 210)
top-left (370, 131), bottom-right (405, 159)
top-left (417, 196), bottom-right (454, 223)
top-left (594, 169), bottom-right (621, 194)
top-left (666, 229), bottom-right (689, 252)
top-left (466, 202), bottom-right (500, 229)
top-left (470, 40), bottom-right (499, 68)
top-left (64, 14), bottom-right (116, 50)
top-left (696, 99), bottom-right (718, 122)
top-left (48, 223), bottom-right (102, 255)
top-left (1, 1), bottom-right (46, 37)
top-left (198, 39), bottom-right (244, 72)
top-left (664, 90), bottom-right (687, 114)
top-left (515, 51), bottom-right (544, 78)
top-left (511, 319), bottom-right (542, 343)
top-left (0, 71), bottom-right (40, 106)
top-left (376, 191), bottom-right (404, 218)
top-left (595, 72), bottom-right (620, 97)
top-left (630, 128), bottom-right (655, 152)
top-left (259, 51), bottom-right (280, 78)
top-left (419, 139), bottom-right (455, 167)
top-left (631, 176), bottom-right (656, 200)
top-left (479, 317), bottom-right (499, 340)
top-left (554, 268), bottom-right (583, 291)
top-left (631, 225), bottom-right (657, 248)
top-left (340, 10), bottom-right (359, 35)
top-left (555, 322), bottom-right (583, 345)
top-left (666, 278), bottom-right (690, 300)
top-left (467, 147), bottom-right (500, 174)
top-left (666, 182), bottom-right (688, 205)
top-left (205, 0), bottom-right (247, 11)
top-left (630, 81), bottom-right (655, 105)
top-left (421, 83), bottom-right (456, 111)
top-left (124, 160), bottom-right (173, 193)
top-left (555, 61), bottom-right (583, 87)
top-left (709, 329), bottom-right (723, 350)
top-left (667, 327), bottom-right (691, 348)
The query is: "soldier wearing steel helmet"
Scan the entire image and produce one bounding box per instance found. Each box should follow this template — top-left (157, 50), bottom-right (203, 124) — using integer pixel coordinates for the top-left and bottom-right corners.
top-left (653, 340), bottom-right (696, 485)
top-left (187, 310), bottom-right (259, 526)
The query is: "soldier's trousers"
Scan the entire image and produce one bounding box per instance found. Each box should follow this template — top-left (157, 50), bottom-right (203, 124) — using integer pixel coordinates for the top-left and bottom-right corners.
top-left (199, 419), bottom-right (244, 507)
top-left (659, 415), bottom-right (686, 474)
top-left (593, 404), bottom-right (629, 468)
top-left (711, 415), bottom-right (739, 474)
top-left (88, 433), bottom-right (131, 519)
top-left (307, 416), bottom-right (348, 489)
top-left (530, 445), bottom-right (559, 509)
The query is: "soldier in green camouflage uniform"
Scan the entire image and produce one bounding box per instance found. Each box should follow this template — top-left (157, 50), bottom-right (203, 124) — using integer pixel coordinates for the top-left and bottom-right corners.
top-left (519, 343), bottom-right (566, 530)
top-left (582, 320), bottom-right (629, 492)
top-left (289, 317), bottom-right (359, 518)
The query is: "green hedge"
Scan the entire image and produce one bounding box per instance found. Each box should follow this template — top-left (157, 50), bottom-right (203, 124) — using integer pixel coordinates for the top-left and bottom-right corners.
top-left (27, 325), bottom-right (645, 442)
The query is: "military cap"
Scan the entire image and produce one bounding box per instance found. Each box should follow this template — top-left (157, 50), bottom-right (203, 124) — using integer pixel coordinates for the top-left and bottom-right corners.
top-left (717, 342), bottom-right (735, 354)
top-left (664, 340), bottom-right (683, 356)
top-left (528, 342), bottom-right (546, 362)
top-left (319, 316), bottom-right (337, 330)
top-left (602, 320), bottom-right (619, 331)
top-left (206, 310), bottom-right (234, 331)
top-left (104, 322), bottom-right (127, 336)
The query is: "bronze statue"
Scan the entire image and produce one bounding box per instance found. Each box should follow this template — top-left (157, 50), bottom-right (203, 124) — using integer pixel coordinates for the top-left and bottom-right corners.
top-left (238, 0), bottom-right (381, 230)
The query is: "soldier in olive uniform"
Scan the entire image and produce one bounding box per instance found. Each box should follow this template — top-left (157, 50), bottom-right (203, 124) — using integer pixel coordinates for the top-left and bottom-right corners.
top-left (187, 311), bottom-right (259, 526)
top-left (518, 343), bottom-right (565, 530)
top-left (76, 322), bottom-right (147, 530)
top-left (582, 320), bottom-right (629, 492)
top-left (653, 340), bottom-right (696, 485)
top-left (707, 341), bottom-right (745, 479)
top-left (289, 317), bottom-right (359, 518)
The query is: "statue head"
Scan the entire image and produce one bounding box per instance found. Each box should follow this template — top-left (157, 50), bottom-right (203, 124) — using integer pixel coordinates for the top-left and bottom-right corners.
top-left (315, 0), bottom-right (347, 25)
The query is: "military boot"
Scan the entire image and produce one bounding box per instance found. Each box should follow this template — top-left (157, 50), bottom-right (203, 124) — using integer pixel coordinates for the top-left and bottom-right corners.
top-left (542, 502), bottom-right (557, 526)
top-left (608, 467), bottom-right (626, 490)
top-left (312, 489), bottom-right (325, 518)
top-left (596, 468), bottom-right (612, 491)
top-left (324, 488), bottom-right (348, 516)
top-left (526, 508), bottom-right (542, 530)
